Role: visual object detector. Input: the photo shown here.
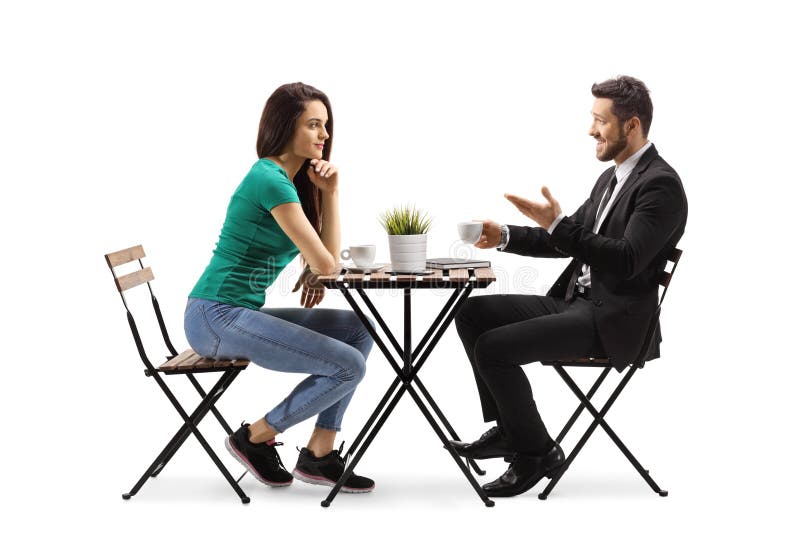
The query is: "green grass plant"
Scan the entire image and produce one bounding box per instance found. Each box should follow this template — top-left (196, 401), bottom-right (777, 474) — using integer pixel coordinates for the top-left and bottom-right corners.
top-left (378, 204), bottom-right (433, 235)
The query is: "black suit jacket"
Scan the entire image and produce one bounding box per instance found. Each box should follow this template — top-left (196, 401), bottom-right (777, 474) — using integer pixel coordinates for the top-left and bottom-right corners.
top-left (503, 145), bottom-right (688, 370)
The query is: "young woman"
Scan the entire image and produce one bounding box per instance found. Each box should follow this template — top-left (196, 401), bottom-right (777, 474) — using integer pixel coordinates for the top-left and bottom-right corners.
top-left (184, 82), bottom-right (374, 493)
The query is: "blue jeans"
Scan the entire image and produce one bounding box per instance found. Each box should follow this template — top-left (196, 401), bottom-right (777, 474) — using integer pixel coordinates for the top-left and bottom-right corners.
top-left (184, 298), bottom-right (373, 433)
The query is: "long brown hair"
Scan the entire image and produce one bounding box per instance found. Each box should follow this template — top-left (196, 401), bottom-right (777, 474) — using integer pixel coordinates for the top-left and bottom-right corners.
top-left (256, 82), bottom-right (334, 235)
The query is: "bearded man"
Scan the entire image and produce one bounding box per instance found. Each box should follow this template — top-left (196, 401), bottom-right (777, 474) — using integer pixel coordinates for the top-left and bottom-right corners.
top-left (450, 75), bottom-right (688, 498)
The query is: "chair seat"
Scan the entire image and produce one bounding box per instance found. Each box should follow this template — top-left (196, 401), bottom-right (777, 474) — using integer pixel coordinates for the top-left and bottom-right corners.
top-left (158, 349), bottom-right (249, 374)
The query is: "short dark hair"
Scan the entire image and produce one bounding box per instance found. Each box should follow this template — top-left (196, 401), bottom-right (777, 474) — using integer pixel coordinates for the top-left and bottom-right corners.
top-left (591, 76), bottom-right (653, 137)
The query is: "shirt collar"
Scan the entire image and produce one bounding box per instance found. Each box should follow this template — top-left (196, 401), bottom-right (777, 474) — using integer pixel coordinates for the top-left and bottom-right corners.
top-left (615, 141), bottom-right (652, 183)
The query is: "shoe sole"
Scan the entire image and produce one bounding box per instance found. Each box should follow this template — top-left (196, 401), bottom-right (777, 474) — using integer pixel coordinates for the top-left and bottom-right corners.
top-left (225, 436), bottom-right (293, 487)
top-left (483, 460), bottom-right (566, 498)
top-left (292, 468), bottom-right (375, 494)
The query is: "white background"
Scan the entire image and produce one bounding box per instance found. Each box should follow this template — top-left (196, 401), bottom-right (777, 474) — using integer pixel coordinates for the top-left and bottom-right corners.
top-left (2, 0), bottom-right (797, 531)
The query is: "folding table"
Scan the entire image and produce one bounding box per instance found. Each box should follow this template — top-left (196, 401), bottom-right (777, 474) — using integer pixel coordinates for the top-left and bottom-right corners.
top-left (316, 266), bottom-right (496, 507)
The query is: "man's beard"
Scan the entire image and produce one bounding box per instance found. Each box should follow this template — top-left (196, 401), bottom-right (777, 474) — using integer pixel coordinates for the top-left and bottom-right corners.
top-left (597, 127), bottom-right (628, 162)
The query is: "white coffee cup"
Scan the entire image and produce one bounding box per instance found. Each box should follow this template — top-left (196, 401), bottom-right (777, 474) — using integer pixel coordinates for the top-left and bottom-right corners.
top-left (340, 245), bottom-right (376, 267)
top-left (457, 222), bottom-right (483, 244)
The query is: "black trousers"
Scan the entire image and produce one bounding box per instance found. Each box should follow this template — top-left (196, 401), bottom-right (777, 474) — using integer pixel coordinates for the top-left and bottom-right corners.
top-left (454, 293), bottom-right (602, 455)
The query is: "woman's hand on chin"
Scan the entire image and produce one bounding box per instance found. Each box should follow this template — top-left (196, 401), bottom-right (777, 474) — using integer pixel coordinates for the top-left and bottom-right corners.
top-left (307, 159), bottom-right (339, 192)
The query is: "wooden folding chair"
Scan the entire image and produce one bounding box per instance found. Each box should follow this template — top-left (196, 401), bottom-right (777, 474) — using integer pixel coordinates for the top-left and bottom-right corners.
top-left (105, 245), bottom-right (251, 504)
top-left (538, 248), bottom-right (683, 500)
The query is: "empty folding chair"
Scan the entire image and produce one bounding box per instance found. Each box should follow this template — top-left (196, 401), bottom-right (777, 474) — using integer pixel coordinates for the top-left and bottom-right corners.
top-left (105, 244), bottom-right (250, 503)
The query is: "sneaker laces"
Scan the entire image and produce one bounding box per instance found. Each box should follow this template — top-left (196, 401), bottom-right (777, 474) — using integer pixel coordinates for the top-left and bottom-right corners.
top-left (236, 422), bottom-right (287, 471)
top-left (266, 441), bottom-right (287, 470)
top-left (335, 441), bottom-right (354, 467)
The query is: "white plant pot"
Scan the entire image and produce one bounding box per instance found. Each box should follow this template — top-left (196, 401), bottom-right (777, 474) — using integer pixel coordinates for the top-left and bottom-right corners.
top-left (387, 234), bottom-right (427, 272)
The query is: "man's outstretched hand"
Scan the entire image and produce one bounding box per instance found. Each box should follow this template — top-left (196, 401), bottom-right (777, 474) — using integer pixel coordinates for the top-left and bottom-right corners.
top-left (504, 186), bottom-right (562, 229)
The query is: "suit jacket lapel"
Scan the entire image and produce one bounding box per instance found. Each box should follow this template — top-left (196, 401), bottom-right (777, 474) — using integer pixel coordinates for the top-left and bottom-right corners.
top-left (586, 167), bottom-right (615, 229)
top-left (597, 145), bottom-right (659, 233)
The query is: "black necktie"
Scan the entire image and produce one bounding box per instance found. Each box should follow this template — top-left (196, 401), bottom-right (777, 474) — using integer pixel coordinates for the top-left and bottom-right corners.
top-left (594, 173), bottom-right (618, 231)
top-left (565, 173), bottom-right (617, 301)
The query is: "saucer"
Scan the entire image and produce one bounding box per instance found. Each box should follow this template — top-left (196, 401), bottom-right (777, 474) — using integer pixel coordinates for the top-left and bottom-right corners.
top-left (344, 263), bottom-right (387, 273)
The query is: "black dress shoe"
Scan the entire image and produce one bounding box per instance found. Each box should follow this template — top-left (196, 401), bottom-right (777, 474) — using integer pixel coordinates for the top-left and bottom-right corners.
top-left (482, 442), bottom-right (565, 498)
top-left (448, 426), bottom-right (515, 460)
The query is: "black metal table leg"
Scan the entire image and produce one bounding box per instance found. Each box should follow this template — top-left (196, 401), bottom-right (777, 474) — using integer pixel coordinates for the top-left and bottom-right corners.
top-left (321, 280), bottom-right (491, 507)
top-left (337, 282), bottom-right (403, 376)
top-left (345, 284), bottom-right (484, 473)
top-left (322, 384), bottom-right (407, 507)
top-left (343, 377), bottom-right (402, 461)
top-left (370, 283), bottom-right (485, 475)
top-left (406, 385), bottom-right (494, 507)
top-left (412, 376), bottom-right (485, 475)
top-left (404, 288), bottom-right (411, 375)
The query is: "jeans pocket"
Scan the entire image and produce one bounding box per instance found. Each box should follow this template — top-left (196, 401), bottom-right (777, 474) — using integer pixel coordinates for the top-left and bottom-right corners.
top-left (184, 300), bottom-right (220, 357)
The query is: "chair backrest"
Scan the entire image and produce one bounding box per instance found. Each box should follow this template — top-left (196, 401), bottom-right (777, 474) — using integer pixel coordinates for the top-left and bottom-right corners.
top-left (105, 245), bottom-right (179, 369)
top-left (656, 247), bottom-right (682, 307)
top-left (634, 247), bottom-right (683, 367)
top-left (106, 245), bottom-right (155, 292)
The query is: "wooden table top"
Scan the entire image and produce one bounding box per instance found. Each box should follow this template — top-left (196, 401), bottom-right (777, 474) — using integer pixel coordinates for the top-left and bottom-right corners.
top-left (317, 266), bottom-right (496, 289)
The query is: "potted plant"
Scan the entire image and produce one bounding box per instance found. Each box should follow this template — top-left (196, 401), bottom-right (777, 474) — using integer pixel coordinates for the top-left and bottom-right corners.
top-left (379, 204), bottom-right (433, 273)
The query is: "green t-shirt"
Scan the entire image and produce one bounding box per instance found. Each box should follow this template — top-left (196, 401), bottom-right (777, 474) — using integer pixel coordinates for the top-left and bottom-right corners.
top-left (189, 159), bottom-right (301, 309)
